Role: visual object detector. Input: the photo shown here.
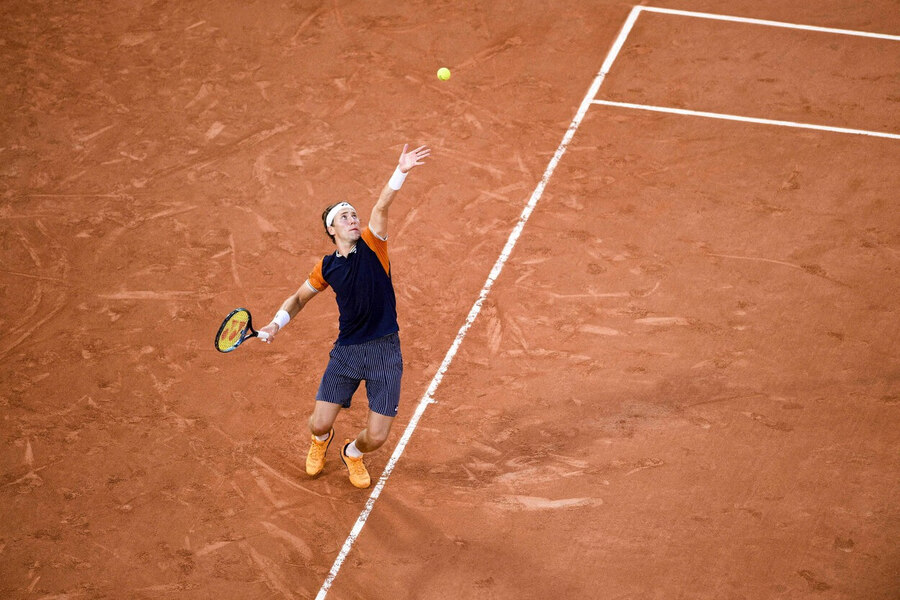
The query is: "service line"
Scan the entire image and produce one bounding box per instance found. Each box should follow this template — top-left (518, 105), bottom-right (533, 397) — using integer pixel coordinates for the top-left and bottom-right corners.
top-left (314, 5), bottom-right (646, 599)
top-left (592, 100), bottom-right (900, 140)
top-left (639, 5), bottom-right (900, 41)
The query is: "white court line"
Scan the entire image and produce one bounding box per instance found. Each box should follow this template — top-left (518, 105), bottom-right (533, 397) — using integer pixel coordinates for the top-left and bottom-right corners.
top-left (594, 6), bottom-right (900, 140)
top-left (640, 5), bottom-right (900, 41)
top-left (592, 100), bottom-right (900, 140)
top-left (313, 6), bottom-right (645, 599)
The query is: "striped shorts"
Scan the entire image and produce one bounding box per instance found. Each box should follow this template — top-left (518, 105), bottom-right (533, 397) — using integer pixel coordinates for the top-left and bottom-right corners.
top-left (316, 333), bottom-right (403, 417)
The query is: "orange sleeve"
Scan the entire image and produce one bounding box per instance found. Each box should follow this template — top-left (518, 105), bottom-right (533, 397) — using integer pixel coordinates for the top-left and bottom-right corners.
top-left (307, 258), bottom-right (329, 291)
top-left (361, 227), bottom-right (390, 275)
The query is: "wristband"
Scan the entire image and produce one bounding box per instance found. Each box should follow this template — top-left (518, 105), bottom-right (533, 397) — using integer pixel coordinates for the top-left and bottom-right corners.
top-left (272, 309), bottom-right (290, 329)
top-left (388, 166), bottom-right (407, 191)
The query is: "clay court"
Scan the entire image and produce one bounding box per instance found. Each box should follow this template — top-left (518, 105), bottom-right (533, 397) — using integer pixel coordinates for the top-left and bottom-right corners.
top-left (2, 1), bottom-right (899, 598)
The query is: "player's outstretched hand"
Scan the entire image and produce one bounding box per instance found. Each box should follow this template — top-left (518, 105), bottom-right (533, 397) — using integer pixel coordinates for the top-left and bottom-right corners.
top-left (258, 322), bottom-right (279, 344)
top-left (398, 144), bottom-right (430, 173)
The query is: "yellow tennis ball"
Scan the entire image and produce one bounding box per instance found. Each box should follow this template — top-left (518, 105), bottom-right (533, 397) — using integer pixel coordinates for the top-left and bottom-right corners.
top-left (437, 67), bottom-right (451, 81)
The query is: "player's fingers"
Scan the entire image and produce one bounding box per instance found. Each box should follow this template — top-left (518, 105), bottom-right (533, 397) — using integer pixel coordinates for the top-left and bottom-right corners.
top-left (258, 331), bottom-right (270, 342)
top-left (400, 143), bottom-right (409, 156)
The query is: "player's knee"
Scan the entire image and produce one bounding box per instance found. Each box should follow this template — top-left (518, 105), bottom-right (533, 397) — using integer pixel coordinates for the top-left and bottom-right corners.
top-left (309, 415), bottom-right (332, 437)
top-left (366, 428), bottom-right (389, 449)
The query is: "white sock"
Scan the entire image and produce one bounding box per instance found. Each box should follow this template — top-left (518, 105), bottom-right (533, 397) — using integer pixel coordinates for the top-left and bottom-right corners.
top-left (315, 431), bottom-right (330, 442)
top-left (345, 440), bottom-right (363, 458)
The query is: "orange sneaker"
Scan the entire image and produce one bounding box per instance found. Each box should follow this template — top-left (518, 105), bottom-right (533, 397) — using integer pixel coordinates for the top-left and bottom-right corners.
top-left (306, 428), bottom-right (333, 476)
top-left (340, 440), bottom-right (371, 489)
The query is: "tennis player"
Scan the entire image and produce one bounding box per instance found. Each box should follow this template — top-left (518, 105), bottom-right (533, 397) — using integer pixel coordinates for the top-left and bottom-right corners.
top-left (259, 144), bottom-right (430, 488)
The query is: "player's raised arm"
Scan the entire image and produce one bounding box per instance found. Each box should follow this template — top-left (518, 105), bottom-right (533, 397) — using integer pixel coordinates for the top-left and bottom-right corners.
top-left (258, 279), bottom-right (320, 343)
top-left (369, 144), bottom-right (430, 239)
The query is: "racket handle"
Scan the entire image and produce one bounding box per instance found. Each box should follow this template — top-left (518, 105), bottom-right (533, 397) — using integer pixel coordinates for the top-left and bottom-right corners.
top-left (258, 330), bottom-right (270, 342)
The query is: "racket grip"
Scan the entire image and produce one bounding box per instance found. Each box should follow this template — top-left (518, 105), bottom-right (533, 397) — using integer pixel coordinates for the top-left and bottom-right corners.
top-left (258, 330), bottom-right (270, 342)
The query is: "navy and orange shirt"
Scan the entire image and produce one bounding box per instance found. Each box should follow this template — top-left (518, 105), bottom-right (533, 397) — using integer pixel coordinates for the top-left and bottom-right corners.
top-left (307, 227), bottom-right (398, 346)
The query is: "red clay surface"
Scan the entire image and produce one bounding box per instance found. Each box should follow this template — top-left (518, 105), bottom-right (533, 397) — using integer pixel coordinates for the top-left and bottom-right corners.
top-left (2, 1), bottom-right (898, 599)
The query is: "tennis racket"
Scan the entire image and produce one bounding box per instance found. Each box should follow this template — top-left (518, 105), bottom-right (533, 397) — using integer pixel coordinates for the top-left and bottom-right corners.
top-left (214, 307), bottom-right (269, 353)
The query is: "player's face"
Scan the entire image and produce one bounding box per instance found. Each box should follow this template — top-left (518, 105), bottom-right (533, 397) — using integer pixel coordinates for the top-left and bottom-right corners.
top-left (330, 208), bottom-right (361, 241)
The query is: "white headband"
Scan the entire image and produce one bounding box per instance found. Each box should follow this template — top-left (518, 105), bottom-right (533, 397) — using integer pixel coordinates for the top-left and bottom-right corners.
top-left (326, 202), bottom-right (356, 228)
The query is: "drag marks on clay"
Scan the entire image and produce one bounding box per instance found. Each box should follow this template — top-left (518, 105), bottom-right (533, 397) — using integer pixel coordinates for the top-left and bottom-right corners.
top-left (494, 495), bottom-right (602, 510)
top-left (706, 251), bottom-right (849, 287)
top-left (742, 411), bottom-right (794, 433)
top-left (459, 181), bottom-right (530, 215)
top-left (480, 300), bottom-right (531, 355)
top-left (251, 471), bottom-right (290, 509)
top-left (251, 456), bottom-right (326, 499)
top-left (259, 521), bottom-right (314, 562)
top-left (142, 122), bottom-right (299, 186)
top-left (634, 316), bottom-right (690, 326)
top-left (1, 224), bottom-right (70, 359)
top-left (1, 291), bottom-right (67, 360)
top-left (23, 439), bottom-right (34, 468)
top-left (227, 233), bottom-right (242, 288)
top-left (195, 540), bottom-right (236, 558)
top-left (543, 290), bottom-right (629, 299)
top-left (0, 269), bottom-right (65, 283)
top-left (242, 542), bottom-right (308, 600)
top-left (494, 460), bottom-right (587, 486)
top-left (624, 457), bottom-right (665, 476)
top-left (437, 146), bottom-right (505, 180)
top-left (2, 438), bottom-right (55, 494)
top-left (454, 36), bottom-right (523, 72)
top-left (579, 324), bottom-right (621, 336)
top-left (686, 415), bottom-right (713, 430)
top-left (76, 124), bottom-right (116, 144)
top-left (205, 121), bottom-right (226, 141)
top-left (797, 569), bottom-right (832, 592)
top-left (96, 290), bottom-right (213, 300)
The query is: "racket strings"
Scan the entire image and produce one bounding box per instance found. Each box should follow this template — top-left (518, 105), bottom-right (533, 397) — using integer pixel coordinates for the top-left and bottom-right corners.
top-left (217, 311), bottom-right (250, 351)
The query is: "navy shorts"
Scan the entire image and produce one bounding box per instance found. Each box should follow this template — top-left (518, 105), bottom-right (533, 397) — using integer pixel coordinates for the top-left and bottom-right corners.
top-left (316, 333), bottom-right (403, 417)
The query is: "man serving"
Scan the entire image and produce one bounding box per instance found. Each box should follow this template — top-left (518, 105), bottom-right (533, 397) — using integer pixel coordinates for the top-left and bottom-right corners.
top-left (260, 143), bottom-right (430, 488)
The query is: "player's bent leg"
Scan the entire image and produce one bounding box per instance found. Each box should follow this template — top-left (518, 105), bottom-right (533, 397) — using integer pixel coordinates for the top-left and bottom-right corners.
top-left (308, 400), bottom-right (342, 437)
top-left (356, 410), bottom-right (395, 453)
top-left (339, 411), bottom-right (395, 489)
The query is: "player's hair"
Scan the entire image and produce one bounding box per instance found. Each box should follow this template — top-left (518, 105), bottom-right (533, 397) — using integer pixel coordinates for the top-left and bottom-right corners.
top-left (321, 203), bottom-right (338, 244)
